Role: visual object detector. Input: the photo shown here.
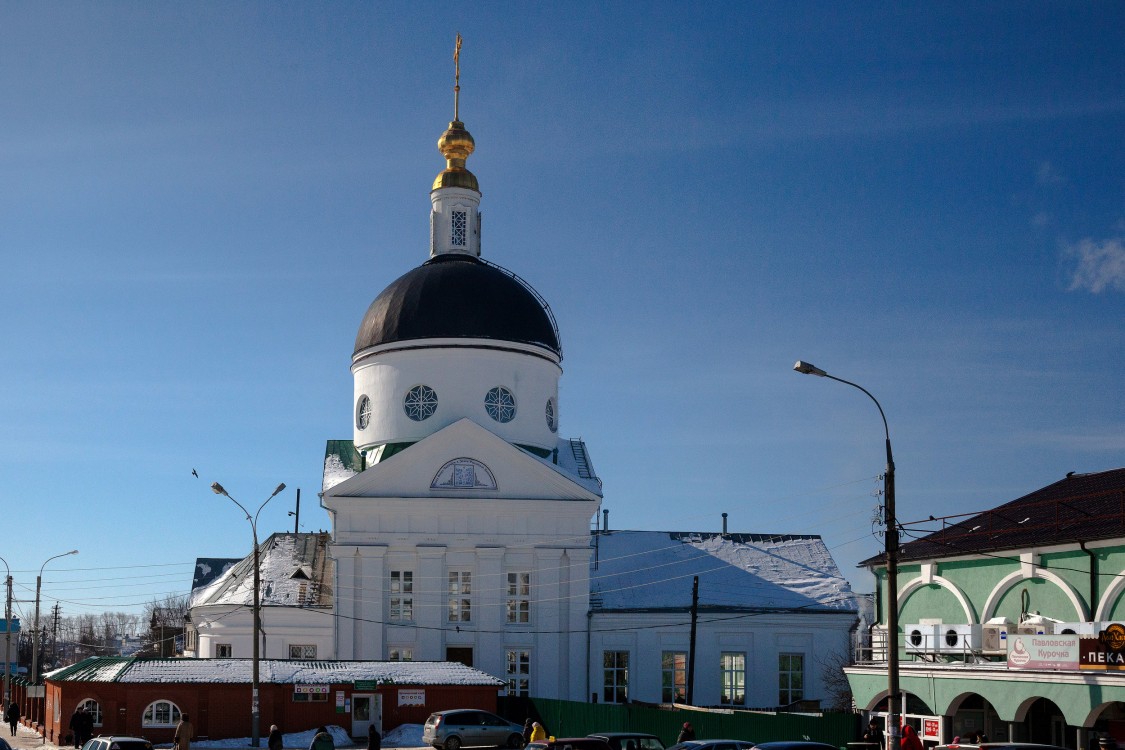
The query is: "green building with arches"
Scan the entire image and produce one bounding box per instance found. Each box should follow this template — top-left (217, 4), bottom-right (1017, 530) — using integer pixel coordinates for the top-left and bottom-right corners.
top-left (845, 467), bottom-right (1125, 750)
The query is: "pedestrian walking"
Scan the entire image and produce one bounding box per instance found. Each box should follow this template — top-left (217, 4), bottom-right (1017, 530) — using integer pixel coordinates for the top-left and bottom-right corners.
top-left (174, 713), bottom-right (194, 750)
top-left (269, 725), bottom-right (284, 750)
top-left (367, 724), bottom-right (380, 750)
top-left (677, 723), bottom-right (695, 743)
top-left (522, 720), bottom-right (533, 748)
top-left (4, 703), bottom-right (19, 737)
top-left (529, 723), bottom-right (546, 743)
top-left (310, 727), bottom-right (335, 750)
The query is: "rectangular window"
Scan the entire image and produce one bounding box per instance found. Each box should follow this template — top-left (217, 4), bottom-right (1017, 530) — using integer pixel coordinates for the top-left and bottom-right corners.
top-left (451, 210), bottom-right (467, 247)
top-left (215, 643), bottom-right (232, 658)
top-left (388, 647), bottom-right (413, 661)
top-left (289, 644), bottom-right (317, 659)
top-left (779, 653), bottom-right (804, 705)
top-left (448, 571), bottom-right (472, 622)
top-left (390, 571), bottom-right (414, 621)
top-left (661, 651), bottom-right (688, 703)
top-left (721, 652), bottom-right (746, 705)
top-left (292, 689), bottom-right (329, 703)
top-left (506, 649), bottom-right (531, 697)
top-left (602, 650), bottom-right (629, 704)
top-left (506, 572), bottom-right (531, 624)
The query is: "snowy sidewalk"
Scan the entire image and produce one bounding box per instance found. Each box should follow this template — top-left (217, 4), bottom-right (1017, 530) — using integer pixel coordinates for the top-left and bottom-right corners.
top-left (6, 722), bottom-right (63, 750)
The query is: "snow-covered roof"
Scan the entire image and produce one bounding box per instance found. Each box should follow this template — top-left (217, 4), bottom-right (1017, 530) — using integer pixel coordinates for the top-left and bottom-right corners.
top-left (46, 657), bottom-right (504, 687)
top-left (590, 531), bottom-right (858, 613)
top-left (190, 533), bottom-right (334, 609)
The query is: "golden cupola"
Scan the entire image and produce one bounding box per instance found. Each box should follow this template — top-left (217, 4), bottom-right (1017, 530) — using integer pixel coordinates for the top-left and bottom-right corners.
top-left (432, 119), bottom-right (478, 192)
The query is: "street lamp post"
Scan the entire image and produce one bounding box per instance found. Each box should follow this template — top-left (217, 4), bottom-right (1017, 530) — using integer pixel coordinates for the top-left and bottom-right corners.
top-left (0, 555), bottom-right (12, 706)
top-left (211, 481), bottom-right (286, 748)
top-left (794, 360), bottom-right (899, 750)
top-left (31, 550), bottom-right (79, 686)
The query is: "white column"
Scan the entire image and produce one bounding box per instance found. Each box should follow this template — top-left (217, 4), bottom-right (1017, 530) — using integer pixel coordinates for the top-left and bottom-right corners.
top-left (534, 547), bottom-right (565, 699)
top-left (475, 547), bottom-right (505, 680)
top-left (417, 547), bottom-right (447, 658)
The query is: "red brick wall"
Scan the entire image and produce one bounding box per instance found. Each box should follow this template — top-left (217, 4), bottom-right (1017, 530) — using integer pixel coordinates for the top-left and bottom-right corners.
top-left (47, 680), bottom-right (498, 743)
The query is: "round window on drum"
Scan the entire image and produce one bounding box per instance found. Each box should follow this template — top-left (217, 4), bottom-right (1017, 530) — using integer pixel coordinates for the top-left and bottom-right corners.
top-left (545, 398), bottom-right (557, 433)
top-left (356, 394), bottom-right (372, 430)
top-left (485, 386), bottom-right (517, 423)
top-left (404, 385), bottom-right (439, 421)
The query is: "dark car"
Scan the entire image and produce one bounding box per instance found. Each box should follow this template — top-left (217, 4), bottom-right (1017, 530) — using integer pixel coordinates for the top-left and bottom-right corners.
top-left (753, 743), bottom-right (837, 750)
top-left (80, 738), bottom-right (154, 750)
top-left (667, 740), bottom-right (756, 750)
top-left (422, 710), bottom-right (526, 750)
top-left (527, 738), bottom-right (612, 750)
top-left (588, 734), bottom-right (666, 750)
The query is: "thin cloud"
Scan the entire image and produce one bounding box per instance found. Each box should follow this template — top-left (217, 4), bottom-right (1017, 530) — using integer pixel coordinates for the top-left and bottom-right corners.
top-left (1063, 236), bottom-right (1125, 293)
top-left (1036, 160), bottom-right (1067, 187)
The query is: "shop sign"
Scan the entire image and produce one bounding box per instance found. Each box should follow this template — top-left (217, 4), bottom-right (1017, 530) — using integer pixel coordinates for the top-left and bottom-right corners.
top-left (1080, 623), bottom-right (1125, 670)
top-left (1006, 634), bottom-right (1080, 670)
top-left (355, 681), bottom-right (378, 690)
top-left (294, 685), bottom-right (330, 695)
top-left (399, 689), bottom-right (425, 706)
top-left (922, 719), bottom-right (941, 740)
top-left (336, 691), bottom-right (347, 713)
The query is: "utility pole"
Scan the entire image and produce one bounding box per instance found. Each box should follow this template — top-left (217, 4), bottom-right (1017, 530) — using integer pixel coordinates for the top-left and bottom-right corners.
top-left (50, 603), bottom-right (61, 667)
top-left (2, 558), bottom-right (12, 706)
top-left (686, 576), bottom-right (699, 705)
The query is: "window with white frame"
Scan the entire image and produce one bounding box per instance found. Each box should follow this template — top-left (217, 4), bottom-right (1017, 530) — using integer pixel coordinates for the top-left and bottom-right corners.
top-left (448, 571), bottom-right (471, 622)
top-left (215, 643), bottom-right (233, 657)
top-left (662, 651), bottom-right (687, 703)
top-left (289, 644), bottom-right (317, 659)
top-left (390, 571), bottom-right (414, 620)
top-left (506, 572), bottom-right (530, 624)
top-left (388, 647), bottom-right (413, 661)
top-left (142, 700), bottom-right (182, 727)
top-left (721, 652), bottom-right (746, 705)
top-left (292, 687), bottom-right (328, 703)
top-left (603, 650), bottom-right (629, 703)
top-left (779, 653), bottom-right (804, 705)
top-left (78, 699), bottom-right (103, 727)
top-left (506, 649), bottom-right (530, 696)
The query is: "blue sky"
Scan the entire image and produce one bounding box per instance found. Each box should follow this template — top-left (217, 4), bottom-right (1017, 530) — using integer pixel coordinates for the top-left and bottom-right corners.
top-left (2, 3), bottom-right (1124, 619)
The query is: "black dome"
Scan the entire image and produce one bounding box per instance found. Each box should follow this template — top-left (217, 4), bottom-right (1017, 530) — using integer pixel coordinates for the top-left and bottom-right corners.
top-left (354, 254), bottom-right (561, 357)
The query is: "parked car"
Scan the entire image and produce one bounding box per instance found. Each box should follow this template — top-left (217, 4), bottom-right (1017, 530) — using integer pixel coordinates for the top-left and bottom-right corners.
top-left (752, 742), bottom-right (837, 750)
top-left (587, 733), bottom-right (666, 750)
top-left (935, 744), bottom-right (1069, 750)
top-left (667, 740), bottom-right (756, 750)
top-left (527, 738), bottom-right (613, 750)
top-left (80, 738), bottom-right (155, 750)
top-left (422, 710), bottom-right (526, 750)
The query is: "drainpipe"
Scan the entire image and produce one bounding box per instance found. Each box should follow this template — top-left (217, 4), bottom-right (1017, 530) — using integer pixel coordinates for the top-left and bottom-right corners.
top-left (586, 610), bottom-right (593, 703)
top-left (1080, 542), bottom-right (1098, 619)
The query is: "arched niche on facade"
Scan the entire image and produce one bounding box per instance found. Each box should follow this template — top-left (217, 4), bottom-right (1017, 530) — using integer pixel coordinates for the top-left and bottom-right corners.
top-left (1084, 701), bottom-right (1125, 730)
top-left (899, 574), bottom-right (977, 623)
top-left (983, 570), bottom-right (1088, 623)
top-left (861, 690), bottom-right (935, 716)
top-left (1095, 571), bottom-right (1125, 622)
top-left (1012, 696), bottom-right (1080, 731)
top-left (945, 692), bottom-right (1013, 724)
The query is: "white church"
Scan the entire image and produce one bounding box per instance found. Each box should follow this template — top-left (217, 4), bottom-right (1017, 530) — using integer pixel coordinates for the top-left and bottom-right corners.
top-left (189, 74), bottom-right (859, 708)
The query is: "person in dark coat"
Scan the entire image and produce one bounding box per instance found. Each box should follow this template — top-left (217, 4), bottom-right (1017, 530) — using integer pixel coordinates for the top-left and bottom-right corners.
top-left (522, 720), bottom-right (533, 748)
top-left (4, 702), bottom-right (18, 736)
top-left (310, 727), bottom-right (335, 750)
top-left (367, 724), bottom-right (380, 750)
top-left (677, 723), bottom-right (695, 744)
top-left (69, 707), bottom-right (84, 748)
top-left (863, 720), bottom-right (884, 748)
top-left (78, 707), bottom-right (95, 748)
top-left (268, 725), bottom-right (283, 750)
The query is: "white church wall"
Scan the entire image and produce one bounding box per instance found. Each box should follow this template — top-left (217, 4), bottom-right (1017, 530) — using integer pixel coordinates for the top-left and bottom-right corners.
top-left (194, 605), bottom-right (334, 660)
top-left (352, 344), bottom-right (561, 453)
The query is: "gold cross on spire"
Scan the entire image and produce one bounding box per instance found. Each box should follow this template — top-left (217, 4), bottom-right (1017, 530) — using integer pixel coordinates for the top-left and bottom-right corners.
top-left (453, 33), bottom-right (462, 122)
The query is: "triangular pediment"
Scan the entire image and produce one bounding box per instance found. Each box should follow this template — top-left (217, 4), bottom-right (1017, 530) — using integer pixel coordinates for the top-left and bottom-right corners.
top-left (322, 419), bottom-right (601, 502)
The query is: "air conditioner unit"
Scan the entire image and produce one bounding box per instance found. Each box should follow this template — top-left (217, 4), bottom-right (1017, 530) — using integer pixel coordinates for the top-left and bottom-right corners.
top-left (937, 624), bottom-right (983, 653)
top-left (982, 623), bottom-right (1009, 654)
top-left (1017, 622), bottom-right (1054, 635)
top-left (1056, 622), bottom-right (1108, 637)
top-left (870, 625), bottom-right (888, 661)
top-left (904, 624), bottom-right (940, 653)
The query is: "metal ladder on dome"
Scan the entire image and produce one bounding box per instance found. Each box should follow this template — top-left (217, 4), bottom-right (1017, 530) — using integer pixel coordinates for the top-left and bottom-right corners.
top-left (569, 438), bottom-right (593, 479)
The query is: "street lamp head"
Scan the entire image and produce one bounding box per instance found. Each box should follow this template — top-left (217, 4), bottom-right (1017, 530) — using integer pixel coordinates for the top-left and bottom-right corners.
top-left (211, 482), bottom-right (228, 497)
top-left (271, 483), bottom-right (286, 497)
top-left (793, 360), bottom-right (828, 377)
top-left (66, 550), bottom-right (78, 556)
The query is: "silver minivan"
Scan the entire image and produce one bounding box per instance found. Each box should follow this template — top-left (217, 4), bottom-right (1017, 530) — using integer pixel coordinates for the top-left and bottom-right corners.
top-left (423, 709), bottom-right (526, 750)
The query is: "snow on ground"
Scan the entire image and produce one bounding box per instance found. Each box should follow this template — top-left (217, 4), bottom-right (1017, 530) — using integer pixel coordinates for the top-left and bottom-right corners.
top-left (383, 724), bottom-right (425, 748)
top-left (187, 725), bottom-right (356, 749)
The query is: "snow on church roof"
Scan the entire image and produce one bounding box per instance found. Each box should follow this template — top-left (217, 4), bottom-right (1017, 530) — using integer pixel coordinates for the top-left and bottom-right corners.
top-left (590, 531), bottom-right (857, 613)
top-left (46, 657), bottom-right (503, 687)
top-left (190, 533), bottom-right (333, 609)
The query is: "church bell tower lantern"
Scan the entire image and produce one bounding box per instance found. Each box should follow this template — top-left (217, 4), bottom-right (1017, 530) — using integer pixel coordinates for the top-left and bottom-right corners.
top-left (430, 34), bottom-right (481, 258)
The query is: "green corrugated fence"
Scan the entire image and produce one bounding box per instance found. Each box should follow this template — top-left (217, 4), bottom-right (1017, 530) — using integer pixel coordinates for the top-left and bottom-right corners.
top-left (517, 699), bottom-right (860, 748)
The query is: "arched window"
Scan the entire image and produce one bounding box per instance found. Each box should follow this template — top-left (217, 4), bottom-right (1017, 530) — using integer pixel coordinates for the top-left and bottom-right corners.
top-left (141, 700), bottom-right (181, 728)
top-left (78, 699), bottom-right (103, 727)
